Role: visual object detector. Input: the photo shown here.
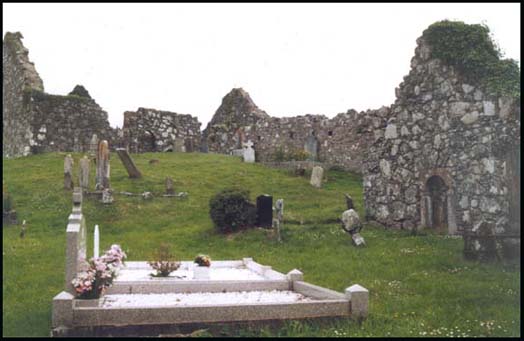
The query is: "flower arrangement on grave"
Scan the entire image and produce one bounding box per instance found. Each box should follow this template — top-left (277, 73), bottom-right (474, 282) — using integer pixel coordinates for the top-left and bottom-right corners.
top-left (194, 254), bottom-right (211, 267)
top-left (72, 244), bottom-right (127, 299)
top-left (148, 243), bottom-right (181, 277)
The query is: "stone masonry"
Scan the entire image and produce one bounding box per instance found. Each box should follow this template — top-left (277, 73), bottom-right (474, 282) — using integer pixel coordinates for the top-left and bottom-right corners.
top-left (122, 107), bottom-right (201, 153)
top-left (361, 36), bottom-right (520, 243)
top-left (3, 32), bottom-right (114, 157)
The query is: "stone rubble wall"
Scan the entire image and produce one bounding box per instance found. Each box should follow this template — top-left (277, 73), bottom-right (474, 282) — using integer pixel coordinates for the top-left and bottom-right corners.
top-left (362, 37), bottom-right (521, 234)
top-left (3, 32), bottom-right (114, 157)
top-left (203, 89), bottom-right (383, 173)
top-left (122, 107), bottom-right (202, 153)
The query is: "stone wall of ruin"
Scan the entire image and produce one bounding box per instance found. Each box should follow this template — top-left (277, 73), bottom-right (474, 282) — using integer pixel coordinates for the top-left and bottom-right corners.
top-left (122, 107), bottom-right (202, 153)
top-left (2, 32), bottom-right (114, 157)
top-left (362, 37), bottom-right (521, 236)
top-left (203, 89), bottom-right (381, 173)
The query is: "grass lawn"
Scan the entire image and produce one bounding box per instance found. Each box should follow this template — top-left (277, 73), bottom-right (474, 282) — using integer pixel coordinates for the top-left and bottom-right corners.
top-left (2, 152), bottom-right (520, 337)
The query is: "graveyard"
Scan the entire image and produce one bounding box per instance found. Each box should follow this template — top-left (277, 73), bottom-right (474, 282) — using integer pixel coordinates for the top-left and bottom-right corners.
top-left (2, 151), bottom-right (520, 337)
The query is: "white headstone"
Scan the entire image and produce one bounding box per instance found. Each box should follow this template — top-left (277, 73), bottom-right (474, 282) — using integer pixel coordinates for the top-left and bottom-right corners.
top-left (243, 140), bottom-right (255, 163)
top-left (94, 225), bottom-right (99, 258)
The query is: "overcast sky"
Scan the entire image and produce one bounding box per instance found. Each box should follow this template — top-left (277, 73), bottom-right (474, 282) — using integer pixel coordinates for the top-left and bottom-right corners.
top-left (3, 3), bottom-right (520, 128)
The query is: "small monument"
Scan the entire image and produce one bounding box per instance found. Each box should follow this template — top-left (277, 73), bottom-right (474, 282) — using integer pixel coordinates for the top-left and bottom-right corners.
top-left (243, 140), bottom-right (255, 163)
top-left (89, 134), bottom-right (98, 157)
top-left (341, 209), bottom-right (365, 246)
top-left (275, 199), bottom-right (284, 242)
top-left (310, 166), bottom-right (324, 188)
top-left (116, 148), bottom-right (142, 178)
top-left (64, 154), bottom-right (74, 190)
top-left (78, 156), bottom-right (90, 191)
top-left (165, 177), bottom-right (175, 195)
top-left (101, 188), bottom-right (113, 204)
top-left (256, 194), bottom-right (273, 228)
top-left (96, 140), bottom-right (110, 189)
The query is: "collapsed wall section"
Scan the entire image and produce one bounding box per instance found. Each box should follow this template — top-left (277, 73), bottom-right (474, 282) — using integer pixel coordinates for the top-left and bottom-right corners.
top-left (122, 108), bottom-right (201, 153)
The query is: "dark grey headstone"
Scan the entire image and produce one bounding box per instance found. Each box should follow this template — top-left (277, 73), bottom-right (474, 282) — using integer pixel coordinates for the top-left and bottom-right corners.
top-left (256, 195), bottom-right (273, 228)
top-left (116, 148), bottom-right (142, 178)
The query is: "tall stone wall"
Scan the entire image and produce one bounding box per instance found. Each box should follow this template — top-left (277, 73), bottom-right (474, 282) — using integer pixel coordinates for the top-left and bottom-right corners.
top-left (362, 37), bottom-right (521, 237)
top-left (122, 107), bottom-right (201, 153)
top-left (203, 88), bottom-right (380, 172)
top-left (2, 32), bottom-right (114, 157)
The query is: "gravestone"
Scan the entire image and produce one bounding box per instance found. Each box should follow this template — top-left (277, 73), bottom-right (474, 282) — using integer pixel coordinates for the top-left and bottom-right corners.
top-left (64, 154), bottom-right (74, 190)
top-left (256, 194), bottom-right (273, 228)
top-left (96, 140), bottom-right (110, 189)
top-left (89, 134), bottom-right (98, 156)
top-left (174, 139), bottom-right (185, 153)
top-left (275, 199), bottom-right (284, 242)
top-left (345, 193), bottom-right (354, 210)
top-left (243, 140), bottom-right (255, 163)
top-left (78, 156), bottom-right (90, 190)
top-left (101, 188), bottom-right (114, 204)
top-left (341, 209), bottom-right (365, 246)
top-left (165, 177), bottom-right (175, 195)
top-left (65, 189), bottom-right (87, 294)
top-left (184, 139), bottom-right (194, 153)
top-left (310, 166), bottom-right (324, 188)
top-left (304, 135), bottom-right (318, 161)
top-left (116, 148), bottom-right (142, 178)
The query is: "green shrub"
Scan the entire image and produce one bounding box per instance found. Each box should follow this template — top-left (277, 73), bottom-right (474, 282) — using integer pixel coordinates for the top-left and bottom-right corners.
top-left (273, 147), bottom-right (286, 162)
top-left (423, 20), bottom-right (520, 99)
top-left (209, 188), bottom-right (257, 233)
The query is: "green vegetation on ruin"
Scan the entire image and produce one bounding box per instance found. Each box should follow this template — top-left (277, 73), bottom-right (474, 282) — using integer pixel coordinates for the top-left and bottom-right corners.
top-left (3, 152), bottom-right (520, 337)
top-left (423, 20), bottom-right (521, 100)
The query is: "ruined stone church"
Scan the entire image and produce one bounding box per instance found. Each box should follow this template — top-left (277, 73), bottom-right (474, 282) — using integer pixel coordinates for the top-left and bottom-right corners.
top-left (2, 23), bottom-right (520, 248)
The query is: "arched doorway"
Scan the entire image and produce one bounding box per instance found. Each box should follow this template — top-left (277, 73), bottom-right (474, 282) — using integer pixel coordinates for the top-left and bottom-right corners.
top-left (426, 175), bottom-right (448, 231)
top-left (139, 130), bottom-right (156, 152)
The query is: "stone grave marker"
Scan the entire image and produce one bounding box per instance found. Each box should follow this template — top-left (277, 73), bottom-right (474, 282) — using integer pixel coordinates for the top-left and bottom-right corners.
top-left (78, 156), bottom-right (90, 190)
top-left (243, 140), bottom-right (255, 163)
top-left (64, 154), bottom-right (74, 190)
top-left (101, 188), bottom-right (114, 204)
top-left (310, 166), bottom-right (324, 188)
top-left (96, 140), bottom-right (110, 189)
top-left (174, 139), bottom-right (185, 153)
top-left (165, 177), bottom-right (175, 195)
top-left (341, 209), bottom-right (365, 246)
top-left (256, 194), bottom-right (273, 228)
top-left (275, 199), bottom-right (284, 242)
top-left (116, 148), bottom-right (142, 178)
top-left (65, 189), bottom-right (87, 294)
top-left (345, 193), bottom-right (354, 210)
top-left (89, 134), bottom-right (98, 156)
top-left (304, 135), bottom-right (318, 161)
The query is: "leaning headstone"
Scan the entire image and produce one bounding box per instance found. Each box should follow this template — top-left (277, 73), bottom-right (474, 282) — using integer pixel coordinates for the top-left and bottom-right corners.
top-left (256, 194), bottom-right (273, 228)
top-left (78, 156), bottom-right (90, 190)
top-left (64, 154), bottom-right (74, 190)
top-left (310, 166), bottom-right (324, 188)
top-left (165, 177), bottom-right (175, 195)
top-left (345, 193), bottom-right (354, 210)
top-left (116, 148), bottom-right (142, 178)
top-left (101, 188), bottom-right (113, 204)
top-left (96, 140), bottom-right (110, 189)
top-left (243, 140), bottom-right (255, 163)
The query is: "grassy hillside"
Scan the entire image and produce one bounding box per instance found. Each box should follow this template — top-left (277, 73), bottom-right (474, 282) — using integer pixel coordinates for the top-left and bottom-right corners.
top-left (2, 152), bottom-right (520, 337)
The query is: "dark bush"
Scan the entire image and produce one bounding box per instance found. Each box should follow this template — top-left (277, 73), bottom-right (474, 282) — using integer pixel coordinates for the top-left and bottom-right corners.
top-left (3, 182), bottom-right (13, 213)
top-left (209, 188), bottom-right (257, 233)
